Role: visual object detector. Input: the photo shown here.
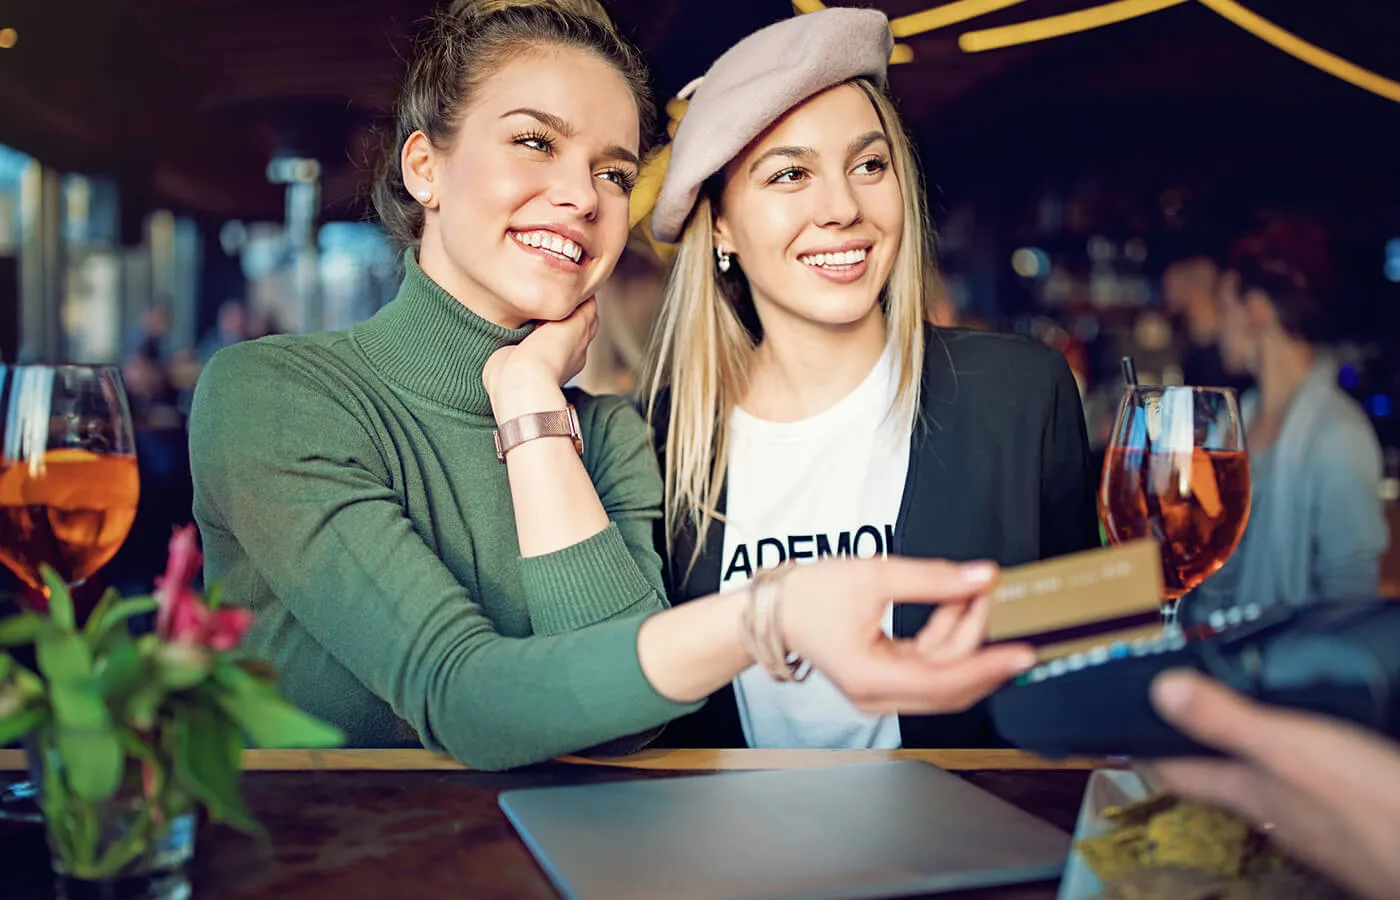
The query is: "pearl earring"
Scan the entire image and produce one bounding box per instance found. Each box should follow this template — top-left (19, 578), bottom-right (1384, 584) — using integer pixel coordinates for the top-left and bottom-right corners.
top-left (415, 189), bottom-right (432, 203)
top-left (716, 248), bottom-right (732, 274)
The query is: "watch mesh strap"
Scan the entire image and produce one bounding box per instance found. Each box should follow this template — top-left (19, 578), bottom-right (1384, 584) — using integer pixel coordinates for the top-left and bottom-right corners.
top-left (494, 406), bottom-right (580, 462)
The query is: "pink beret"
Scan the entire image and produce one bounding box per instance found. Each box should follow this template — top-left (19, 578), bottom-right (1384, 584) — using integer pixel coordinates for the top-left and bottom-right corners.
top-left (649, 8), bottom-right (894, 244)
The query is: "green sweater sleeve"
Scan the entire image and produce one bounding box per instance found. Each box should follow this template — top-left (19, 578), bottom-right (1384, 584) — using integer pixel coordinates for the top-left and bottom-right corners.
top-left (190, 344), bottom-right (696, 770)
top-left (516, 394), bottom-right (671, 636)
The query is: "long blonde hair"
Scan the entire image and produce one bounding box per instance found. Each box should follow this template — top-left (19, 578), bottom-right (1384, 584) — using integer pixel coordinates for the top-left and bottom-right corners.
top-left (641, 78), bottom-right (936, 566)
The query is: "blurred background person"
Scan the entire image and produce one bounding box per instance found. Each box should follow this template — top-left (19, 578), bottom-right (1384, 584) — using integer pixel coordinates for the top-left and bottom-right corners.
top-left (121, 304), bottom-right (170, 364)
top-left (197, 299), bottom-right (251, 363)
top-left (1159, 235), bottom-right (1251, 393)
top-left (121, 303), bottom-right (181, 432)
top-left (1186, 217), bottom-right (1387, 621)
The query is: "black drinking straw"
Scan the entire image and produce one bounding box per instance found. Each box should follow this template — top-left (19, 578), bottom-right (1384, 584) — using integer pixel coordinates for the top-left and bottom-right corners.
top-left (1120, 356), bottom-right (1139, 387)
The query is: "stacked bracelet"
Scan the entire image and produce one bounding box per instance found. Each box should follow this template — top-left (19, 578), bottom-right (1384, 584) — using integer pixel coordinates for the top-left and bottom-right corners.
top-left (738, 566), bottom-right (811, 683)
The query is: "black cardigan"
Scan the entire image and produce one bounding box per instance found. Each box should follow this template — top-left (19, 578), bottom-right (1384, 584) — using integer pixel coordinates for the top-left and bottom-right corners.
top-left (651, 325), bottom-right (1101, 749)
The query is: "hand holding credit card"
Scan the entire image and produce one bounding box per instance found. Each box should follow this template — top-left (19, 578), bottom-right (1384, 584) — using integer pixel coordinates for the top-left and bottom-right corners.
top-left (984, 539), bottom-right (1166, 661)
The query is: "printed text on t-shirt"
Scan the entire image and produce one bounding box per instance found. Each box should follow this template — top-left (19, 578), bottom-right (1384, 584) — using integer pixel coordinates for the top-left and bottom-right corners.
top-left (722, 523), bottom-right (896, 583)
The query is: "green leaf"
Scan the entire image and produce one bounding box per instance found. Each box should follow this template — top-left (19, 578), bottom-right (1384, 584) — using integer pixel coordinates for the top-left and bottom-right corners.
top-left (100, 598), bottom-right (157, 635)
top-left (52, 725), bottom-right (123, 803)
top-left (0, 612), bottom-right (47, 647)
top-left (116, 728), bottom-right (168, 816)
top-left (37, 633), bottom-right (122, 803)
top-left (205, 580), bottom-right (225, 611)
top-left (213, 659), bottom-right (279, 697)
top-left (30, 724), bottom-right (108, 875)
top-left (213, 687), bottom-right (343, 750)
top-left (170, 704), bottom-right (262, 837)
top-left (13, 664), bottom-right (44, 698)
top-left (95, 638), bottom-right (144, 701)
top-left (37, 737), bottom-right (79, 867)
top-left (35, 732), bottom-right (69, 807)
top-left (97, 728), bottom-right (173, 878)
top-left (0, 652), bottom-right (10, 681)
top-left (84, 594), bottom-right (158, 659)
top-left (82, 587), bottom-right (121, 644)
top-left (117, 727), bottom-right (160, 771)
top-left (40, 566), bottom-right (74, 632)
top-left (208, 659), bottom-right (341, 748)
top-left (71, 804), bottom-right (100, 873)
top-left (0, 705), bottom-right (44, 746)
top-left (37, 633), bottom-right (95, 694)
top-left (49, 678), bottom-right (107, 730)
top-left (124, 681), bottom-right (168, 732)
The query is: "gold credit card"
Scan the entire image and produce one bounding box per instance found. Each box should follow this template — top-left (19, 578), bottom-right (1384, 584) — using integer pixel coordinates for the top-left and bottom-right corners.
top-left (986, 539), bottom-right (1166, 661)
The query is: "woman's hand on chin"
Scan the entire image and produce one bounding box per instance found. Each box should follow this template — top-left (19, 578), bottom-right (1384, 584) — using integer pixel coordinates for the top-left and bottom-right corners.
top-left (484, 296), bottom-right (599, 416)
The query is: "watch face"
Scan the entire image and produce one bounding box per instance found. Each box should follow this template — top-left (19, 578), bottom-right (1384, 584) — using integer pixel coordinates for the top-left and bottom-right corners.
top-left (567, 404), bottom-right (584, 455)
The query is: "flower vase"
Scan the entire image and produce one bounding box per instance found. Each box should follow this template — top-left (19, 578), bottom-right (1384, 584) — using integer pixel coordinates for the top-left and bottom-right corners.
top-left (38, 750), bottom-right (197, 900)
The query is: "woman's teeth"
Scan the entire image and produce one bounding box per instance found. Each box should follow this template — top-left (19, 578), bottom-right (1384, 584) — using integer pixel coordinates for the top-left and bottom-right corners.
top-left (512, 230), bottom-right (583, 264)
top-left (799, 248), bottom-right (868, 268)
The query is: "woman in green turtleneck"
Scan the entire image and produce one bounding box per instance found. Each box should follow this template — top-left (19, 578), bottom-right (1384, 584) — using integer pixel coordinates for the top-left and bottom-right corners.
top-left (188, 0), bottom-right (1036, 770)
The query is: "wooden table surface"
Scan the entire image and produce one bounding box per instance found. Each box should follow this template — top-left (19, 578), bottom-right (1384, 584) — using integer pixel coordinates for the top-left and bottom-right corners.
top-left (0, 747), bottom-right (1103, 773)
top-left (1, 749), bottom-right (1103, 899)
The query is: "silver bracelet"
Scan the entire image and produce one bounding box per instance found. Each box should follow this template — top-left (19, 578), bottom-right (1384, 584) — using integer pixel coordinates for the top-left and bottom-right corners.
top-left (739, 566), bottom-right (810, 683)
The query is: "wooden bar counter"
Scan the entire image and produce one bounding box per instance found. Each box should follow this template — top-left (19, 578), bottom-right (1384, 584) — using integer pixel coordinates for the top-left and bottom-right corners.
top-left (0, 749), bottom-right (1104, 899)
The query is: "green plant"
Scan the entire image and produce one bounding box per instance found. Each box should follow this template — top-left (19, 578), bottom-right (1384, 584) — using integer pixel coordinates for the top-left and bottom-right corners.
top-left (0, 526), bottom-right (343, 880)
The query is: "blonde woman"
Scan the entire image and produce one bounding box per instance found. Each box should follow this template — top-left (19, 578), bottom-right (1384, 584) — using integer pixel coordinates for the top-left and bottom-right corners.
top-left (643, 8), bottom-right (1099, 750)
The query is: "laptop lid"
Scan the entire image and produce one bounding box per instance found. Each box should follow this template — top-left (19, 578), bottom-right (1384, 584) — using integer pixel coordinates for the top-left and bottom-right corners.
top-left (499, 760), bottom-right (1070, 900)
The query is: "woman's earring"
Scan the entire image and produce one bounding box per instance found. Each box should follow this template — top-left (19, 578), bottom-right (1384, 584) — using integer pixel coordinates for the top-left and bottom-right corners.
top-left (415, 188), bottom-right (432, 204)
top-left (716, 248), bottom-right (732, 274)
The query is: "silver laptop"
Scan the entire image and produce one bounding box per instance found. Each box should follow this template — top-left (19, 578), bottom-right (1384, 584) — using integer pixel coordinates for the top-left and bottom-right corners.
top-left (499, 760), bottom-right (1070, 900)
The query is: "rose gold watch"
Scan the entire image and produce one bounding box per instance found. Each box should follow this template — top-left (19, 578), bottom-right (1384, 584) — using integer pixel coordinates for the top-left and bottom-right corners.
top-left (493, 404), bottom-right (583, 463)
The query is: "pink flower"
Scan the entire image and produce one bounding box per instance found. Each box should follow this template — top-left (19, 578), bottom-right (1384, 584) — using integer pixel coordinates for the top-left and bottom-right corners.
top-left (165, 596), bottom-right (252, 651)
top-left (155, 525), bottom-right (251, 651)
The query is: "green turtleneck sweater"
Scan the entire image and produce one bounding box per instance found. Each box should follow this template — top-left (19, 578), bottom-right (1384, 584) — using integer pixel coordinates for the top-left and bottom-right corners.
top-left (189, 253), bottom-right (696, 769)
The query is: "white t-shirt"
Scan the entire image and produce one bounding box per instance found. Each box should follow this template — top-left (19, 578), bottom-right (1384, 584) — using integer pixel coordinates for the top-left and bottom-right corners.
top-left (721, 343), bottom-right (913, 749)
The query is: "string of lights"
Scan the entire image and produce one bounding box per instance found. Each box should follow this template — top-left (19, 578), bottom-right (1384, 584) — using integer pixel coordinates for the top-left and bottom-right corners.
top-left (791, 0), bottom-right (1400, 105)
